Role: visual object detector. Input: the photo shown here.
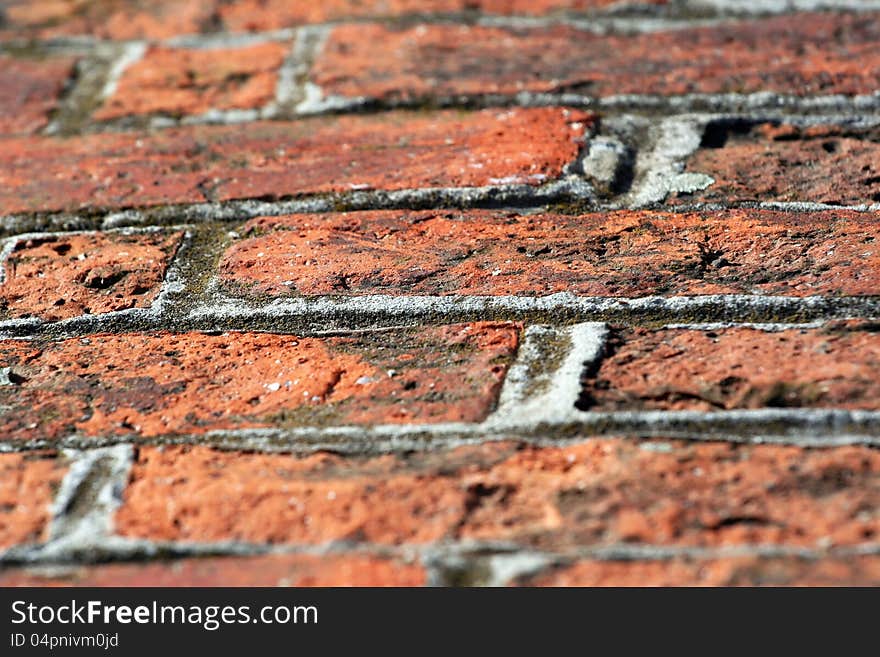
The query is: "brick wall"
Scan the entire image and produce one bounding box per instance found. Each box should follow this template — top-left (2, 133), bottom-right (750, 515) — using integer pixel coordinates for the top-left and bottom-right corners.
top-left (1, 0), bottom-right (880, 586)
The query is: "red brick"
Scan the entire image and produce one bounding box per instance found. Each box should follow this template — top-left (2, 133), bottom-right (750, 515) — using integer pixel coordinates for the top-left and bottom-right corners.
top-left (0, 0), bottom-right (217, 40)
top-left (0, 231), bottom-right (183, 322)
top-left (95, 43), bottom-right (288, 120)
top-left (520, 556), bottom-right (880, 586)
top-left (0, 108), bottom-right (587, 216)
top-left (0, 323), bottom-right (518, 441)
top-left (581, 322), bottom-right (880, 412)
top-left (312, 15), bottom-right (880, 102)
top-left (219, 209), bottom-right (880, 298)
top-left (116, 440), bottom-right (880, 548)
top-left (683, 123), bottom-right (880, 205)
top-left (116, 443), bottom-right (517, 544)
top-left (219, 1), bottom-right (664, 32)
top-left (0, 55), bottom-right (75, 135)
top-left (0, 554), bottom-right (426, 586)
top-left (0, 452), bottom-right (65, 550)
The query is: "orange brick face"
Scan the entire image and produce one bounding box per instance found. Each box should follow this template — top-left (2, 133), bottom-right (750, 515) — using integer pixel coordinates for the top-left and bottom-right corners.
top-left (0, 554), bottom-right (426, 587)
top-left (520, 556), bottom-right (880, 586)
top-left (116, 440), bottom-right (880, 549)
top-left (0, 231), bottom-right (183, 322)
top-left (0, 324), bottom-right (518, 441)
top-left (95, 43), bottom-right (288, 120)
top-left (0, 55), bottom-right (75, 135)
top-left (312, 14), bottom-right (880, 102)
top-left (683, 123), bottom-right (880, 205)
top-left (219, 209), bottom-right (880, 298)
top-left (0, 108), bottom-right (588, 216)
top-left (0, 452), bottom-right (66, 550)
top-left (580, 322), bottom-right (880, 412)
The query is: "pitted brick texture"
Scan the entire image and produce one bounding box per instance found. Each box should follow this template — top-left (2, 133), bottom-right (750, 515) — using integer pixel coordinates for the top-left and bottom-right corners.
top-left (683, 123), bottom-right (880, 205)
top-left (219, 209), bottom-right (880, 298)
top-left (95, 43), bottom-right (288, 120)
top-left (0, 554), bottom-right (426, 586)
top-left (519, 556), bottom-right (880, 586)
top-left (580, 322), bottom-right (880, 412)
top-left (0, 231), bottom-right (182, 322)
top-left (0, 55), bottom-right (75, 135)
top-left (0, 108), bottom-right (588, 216)
top-left (0, 452), bottom-right (66, 550)
top-left (116, 440), bottom-right (880, 548)
top-left (0, 323), bottom-right (518, 441)
top-left (312, 14), bottom-right (880, 103)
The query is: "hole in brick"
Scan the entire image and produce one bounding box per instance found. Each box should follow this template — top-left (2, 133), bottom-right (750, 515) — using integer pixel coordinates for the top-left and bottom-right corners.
top-left (50, 242), bottom-right (72, 256)
top-left (699, 120), bottom-right (755, 149)
top-left (822, 140), bottom-right (839, 153)
top-left (83, 270), bottom-right (128, 289)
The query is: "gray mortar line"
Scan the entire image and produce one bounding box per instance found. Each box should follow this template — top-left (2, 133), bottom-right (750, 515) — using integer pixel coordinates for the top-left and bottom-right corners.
top-left (3, 292), bottom-right (880, 339)
top-left (0, 176), bottom-right (598, 237)
top-left (98, 41), bottom-right (146, 101)
top-left (4, 532), bottom-right (880, 569)
top-left (37, 445), bottom-right (134, 562)
top-left (620, 114), bottom-right (715, 207)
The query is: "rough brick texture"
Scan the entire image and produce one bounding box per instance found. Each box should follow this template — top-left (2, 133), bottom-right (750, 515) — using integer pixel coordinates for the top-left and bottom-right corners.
top-left (312, 14), bottom-right (880, 103)
top-left (0, 452), bottom-right (65, 549)
top-left (0, 230), bottom-right (182, 322)
top-left (0, 1), bottom-right (664, 39)
top-left (683, 123), bottom-right (880, 205)
top-left (219, 209), bottom-right (880, 298)
top-left (580, 322), bottom-right (880, 412)
top-left (0, 108), bottom-right (587, 216)
top-left (0, 55), bottom-right (75, 135)
top-left (0, 324), bottom-right (518, 441)
top-left (116, 440), bottom-right (880, 548)
top-left (95, 43), bottom-right (288, 120)
top-left (520, 556), bottom-right (880, 586)
top-left (0, 554), bottom-right (426, 587)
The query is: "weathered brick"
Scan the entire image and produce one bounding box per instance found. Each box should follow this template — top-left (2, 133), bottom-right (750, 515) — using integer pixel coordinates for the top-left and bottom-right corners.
top-left (0, 324), bottom-right (518, 441)
top-left (0, 230), bottom-right (183, 322)
top-left (116, 440), bottom-right (880, 548)
top-left (682, 123), bottom-right (880, 205)
top-left (311, 14), bottom-right (880, 103)
top-left (580, 322), bottom-right (880, 412)
top-left (0, 108), bottom-right (587, 216)
top-left (0, 452), bottom-right (65, 550)
top-left (518, 556), bottom-right (880, 586)
top-left (95, 43), bottom-right (288, 120)
top-left (0, 554), bottom-right (426, 586)
top-left (218, 1), bottom-right (665, 32)
top-left (0, 0), bottom-right (217, 40)
top-left (219, 209), bottom-right (880, 298)
top-left (0, 55), bottom-right (75, 135)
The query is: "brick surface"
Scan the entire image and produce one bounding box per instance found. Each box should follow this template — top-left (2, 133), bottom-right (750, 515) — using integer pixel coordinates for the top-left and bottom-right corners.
top-left (0, 0), bottom-right (217, 40)
top-left (0, 55), bottom-right (75, 135)
top-left (0, 554), bottom-right (426, 586)
top-left (312, 14), bottom-right (880, 103)
top-left (0, 452), bottom-right (65, 550)
top-left (0, 230), bottom-right (183, 322)
top-left (580, 322), bottom-right (880, 412)
top-left (95, 43), bottom-right (288, 120)
top-left (116, 440), bottom-right (880, 548)
top-left (519, 556), bottom-right (880, 586)
top-left (212, 1), bottom-right (665, 34)
top-left (219, 209), bottom-right (880, 298)
top-left (0, 108), bottom-right (587, 216)
top-left (0, 323), bottom-right (518, 441)
top-left (683, 123), bottom-right (880, 205)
